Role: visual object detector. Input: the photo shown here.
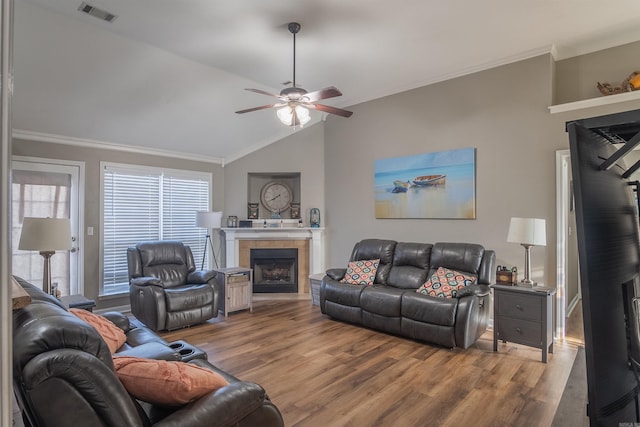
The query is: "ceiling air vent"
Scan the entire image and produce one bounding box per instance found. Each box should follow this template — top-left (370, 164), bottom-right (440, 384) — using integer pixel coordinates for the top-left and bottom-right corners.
top-left (77, 2), bottom-right (117, 23)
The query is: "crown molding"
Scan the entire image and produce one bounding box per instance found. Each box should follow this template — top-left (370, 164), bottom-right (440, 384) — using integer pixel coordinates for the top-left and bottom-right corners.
top-left (342, 45), bottom-right (555, 108)
top-left (12, 129), bottom-right (224, 165)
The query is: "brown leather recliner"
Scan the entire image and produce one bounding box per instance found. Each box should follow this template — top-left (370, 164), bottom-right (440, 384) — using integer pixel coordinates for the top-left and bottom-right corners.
top-left (128, 240), bottom-right (220, 331)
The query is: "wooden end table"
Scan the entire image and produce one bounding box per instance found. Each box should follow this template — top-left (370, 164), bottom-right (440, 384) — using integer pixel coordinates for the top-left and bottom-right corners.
top-left (213, 267), bottom-right (253, 317)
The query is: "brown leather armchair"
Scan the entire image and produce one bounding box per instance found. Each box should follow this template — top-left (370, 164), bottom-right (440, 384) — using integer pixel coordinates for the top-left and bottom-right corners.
top-left (128, 240), bottom-right (220, 331)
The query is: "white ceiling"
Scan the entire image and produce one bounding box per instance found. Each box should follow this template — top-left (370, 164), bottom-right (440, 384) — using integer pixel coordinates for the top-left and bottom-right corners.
top-left (12, 0), bottom-right (640, 164)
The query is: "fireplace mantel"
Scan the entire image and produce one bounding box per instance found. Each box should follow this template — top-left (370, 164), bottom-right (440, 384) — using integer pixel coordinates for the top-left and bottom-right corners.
top-left (222, 227), bottom-right (325, 275)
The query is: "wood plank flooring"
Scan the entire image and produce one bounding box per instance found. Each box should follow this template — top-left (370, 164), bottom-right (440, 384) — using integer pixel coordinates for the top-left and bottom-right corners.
top-left (161, 299), bottom-right (580, 427)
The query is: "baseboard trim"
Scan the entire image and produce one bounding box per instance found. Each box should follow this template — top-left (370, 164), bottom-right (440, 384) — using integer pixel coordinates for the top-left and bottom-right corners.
top-left (567, 295), bottom-right (580, 317)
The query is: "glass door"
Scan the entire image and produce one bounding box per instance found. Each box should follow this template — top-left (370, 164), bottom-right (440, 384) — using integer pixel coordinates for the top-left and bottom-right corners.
top-left (11, 157), bottom-right (84, 295)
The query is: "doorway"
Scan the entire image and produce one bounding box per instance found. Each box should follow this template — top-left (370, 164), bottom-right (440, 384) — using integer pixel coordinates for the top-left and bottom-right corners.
top-left (556, 149), bottom-right (581, 340)
top-left (11, 157), bottom-right (84, 295)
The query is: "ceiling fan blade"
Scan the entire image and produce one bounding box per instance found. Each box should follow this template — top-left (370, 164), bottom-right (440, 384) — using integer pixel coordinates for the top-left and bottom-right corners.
top-left (306, 103), bottom-right (353, 118)
top-left (244, 88), bottom-right (282, 99)
top-left (303, 86), bottom-right (343, 103)
top-left (235, 103), bottom-right (284, 114)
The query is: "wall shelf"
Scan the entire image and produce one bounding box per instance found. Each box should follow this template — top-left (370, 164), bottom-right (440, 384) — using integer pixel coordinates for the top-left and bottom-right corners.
top-left (549, 90), bottom-right (640, 114)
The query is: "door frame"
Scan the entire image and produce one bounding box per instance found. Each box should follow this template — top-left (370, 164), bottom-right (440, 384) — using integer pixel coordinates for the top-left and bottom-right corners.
top-left (556, 149), bottom-right (582, 340)
top-left (12, 155), bottom-right (85, 294)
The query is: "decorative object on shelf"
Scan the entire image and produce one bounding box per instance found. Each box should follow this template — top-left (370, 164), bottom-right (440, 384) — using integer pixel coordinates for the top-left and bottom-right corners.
top-left (195, 211), bottom-right (222, 269)
top-left (597, 71), bottom-right (640, 96)
top-left (235, 22), bottom-right (353, 128)
top-left (238, 220), bottom-right (253, 228)
top-left (495, 265), bottom-right (518, 285)
top-left (247, 203), bottom-right (259, 219)
top-left (226, 215), bottom-right (238, 228)
top-left (260, 181), bottom-right (293, 213)
top-left (291, 202), bottom-right (301, 219)
top-left (507, 217), bottom-right (546, 287)
top-left (18, 217), bottom-right (72, 295)
top-left (310, 208), bottom-right (321, 228)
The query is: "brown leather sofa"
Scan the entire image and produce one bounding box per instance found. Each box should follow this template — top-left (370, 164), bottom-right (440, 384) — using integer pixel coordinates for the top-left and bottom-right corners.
top-left (128, 240), bottom-right (220, 331)
top-left (12, 277), bottom-right (284, 427)
top-left (320, 240), bottom-right (496, 349)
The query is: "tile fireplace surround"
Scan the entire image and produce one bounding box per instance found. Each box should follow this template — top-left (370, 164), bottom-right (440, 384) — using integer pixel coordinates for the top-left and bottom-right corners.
top-left (222, 224), bottom-right (325, 295)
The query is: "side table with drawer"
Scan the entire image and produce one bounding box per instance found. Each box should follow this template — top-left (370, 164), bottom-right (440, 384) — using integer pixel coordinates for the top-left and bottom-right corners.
top-left (213, 267), bottom-right (253, 317)
top-left (492, 284), bottom-right (556, 363)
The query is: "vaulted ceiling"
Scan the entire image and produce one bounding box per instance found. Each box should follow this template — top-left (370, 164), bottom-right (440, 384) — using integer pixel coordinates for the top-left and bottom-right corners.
top-left (13, 0), bottom-right (640, 163)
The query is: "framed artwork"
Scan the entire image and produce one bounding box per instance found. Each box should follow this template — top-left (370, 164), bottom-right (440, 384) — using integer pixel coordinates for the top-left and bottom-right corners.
top-left (374, 147), bottom-right (476, 219)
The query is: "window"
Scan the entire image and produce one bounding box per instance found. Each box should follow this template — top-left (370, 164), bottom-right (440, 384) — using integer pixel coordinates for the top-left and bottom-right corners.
top-left (101, 162), bottom-right (211, 296)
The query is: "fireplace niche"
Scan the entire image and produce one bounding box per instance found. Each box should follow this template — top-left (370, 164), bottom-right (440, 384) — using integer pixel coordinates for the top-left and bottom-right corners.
top-left (250, 248), bottom-right (298, 293)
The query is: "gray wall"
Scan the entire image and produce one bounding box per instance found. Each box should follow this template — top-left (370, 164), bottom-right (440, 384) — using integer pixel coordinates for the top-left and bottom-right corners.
top-left (228, 50), bottom-right (640, 289)
top-left (323, 54), bottom-right (563, 281)
top-left (12, 139), bottom-right (224, 309)
top-left (223, 122), bottom-right (325, 225)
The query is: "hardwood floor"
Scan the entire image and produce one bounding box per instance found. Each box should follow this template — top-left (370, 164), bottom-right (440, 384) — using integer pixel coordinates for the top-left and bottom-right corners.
top-left (552, 302), bottom-right (588, 427)
top-left (161, 299), bottom-right (580, 427)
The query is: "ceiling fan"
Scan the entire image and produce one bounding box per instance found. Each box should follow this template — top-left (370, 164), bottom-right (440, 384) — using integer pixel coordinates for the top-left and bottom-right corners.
top-left (235, 22), bottom-right (353, 127)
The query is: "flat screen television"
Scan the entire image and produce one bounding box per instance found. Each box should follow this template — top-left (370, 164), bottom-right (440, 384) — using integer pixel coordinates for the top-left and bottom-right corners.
top-left (568, 109), bottom-right (640, 426)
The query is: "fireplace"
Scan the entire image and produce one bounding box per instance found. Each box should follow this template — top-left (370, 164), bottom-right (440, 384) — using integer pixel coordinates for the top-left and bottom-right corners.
top-left (250, 248), bottom-right (298, 293)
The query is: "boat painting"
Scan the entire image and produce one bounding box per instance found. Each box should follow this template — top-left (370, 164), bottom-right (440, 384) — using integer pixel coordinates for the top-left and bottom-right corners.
top-left (412, 174), bottom-right (446, 187)
top-left (374, 147), bottom-right (476, 219)
top-left (392, 180), bottom-right (411, 193)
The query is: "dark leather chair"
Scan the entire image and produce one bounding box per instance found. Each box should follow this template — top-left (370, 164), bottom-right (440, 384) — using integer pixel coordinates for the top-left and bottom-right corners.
top-left (128, 240), bottom-right (220, 331)
top-left (12, 277), bottom-right (284, 427)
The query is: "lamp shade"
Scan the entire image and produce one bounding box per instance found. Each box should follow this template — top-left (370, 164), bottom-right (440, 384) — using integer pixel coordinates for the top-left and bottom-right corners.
top-left (195, 211), bottom-right (222, 229)
top-left (18, 217), bottom-right (72, 251)
top-left (507, 217), bottom-right (546, 246)
top-left (277, 105), bottom-right (311, 127)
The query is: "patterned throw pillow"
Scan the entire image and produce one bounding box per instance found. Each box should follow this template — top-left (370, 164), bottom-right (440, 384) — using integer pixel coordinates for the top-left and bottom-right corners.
top-left (340, 259), bottom-right (380, 285)
top-left (416, 267), bottom-right (476, 298)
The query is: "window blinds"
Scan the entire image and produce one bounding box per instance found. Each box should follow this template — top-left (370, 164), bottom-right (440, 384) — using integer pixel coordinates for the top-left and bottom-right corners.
top-left (102, 163), bottom-right (211, 296)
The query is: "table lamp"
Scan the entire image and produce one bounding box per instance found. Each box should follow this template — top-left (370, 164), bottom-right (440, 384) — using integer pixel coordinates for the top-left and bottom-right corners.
top-left (18, 217), bottom-right (72, 295)
top-left (507, 217), bottom-right (546, 287)
top-left (195, 211), bottom-right (222, 269)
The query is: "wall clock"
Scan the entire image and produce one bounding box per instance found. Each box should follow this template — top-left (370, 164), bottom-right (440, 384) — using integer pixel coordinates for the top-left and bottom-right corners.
top-left (260, 182), bottom-right (293, 213)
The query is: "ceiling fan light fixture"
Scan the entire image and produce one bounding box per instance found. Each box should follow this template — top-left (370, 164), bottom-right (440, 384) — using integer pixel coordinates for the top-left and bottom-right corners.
top-left (277, 104), bottom-right (311, 127)
top-left (236, 22), bottom-right (352, 122)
